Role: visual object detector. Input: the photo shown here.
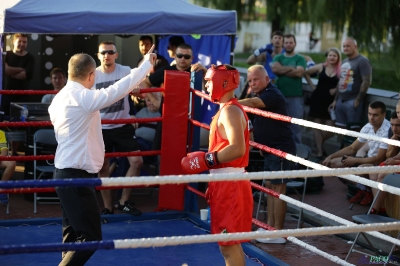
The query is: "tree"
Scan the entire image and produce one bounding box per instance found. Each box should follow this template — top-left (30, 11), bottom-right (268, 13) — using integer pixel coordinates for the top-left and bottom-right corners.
top-left (194, 0), bottom-right (400, 75)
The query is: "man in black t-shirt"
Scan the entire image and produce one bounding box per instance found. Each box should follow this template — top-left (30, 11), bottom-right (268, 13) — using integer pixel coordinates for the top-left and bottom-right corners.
top-left (239, 65), bottom-right (296, 244)
top-left (3, 33), bottom-right (35, 112)
top-left (133, 43), bottom-right (206, 149)
top-left (3, 33), bottom-right (35, 156)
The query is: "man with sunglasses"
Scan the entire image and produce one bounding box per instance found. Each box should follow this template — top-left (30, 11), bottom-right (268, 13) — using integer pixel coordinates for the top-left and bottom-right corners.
top-left (136, 43), bottom-right (206, 151)
top-left (93, 41), bottom-right (143, 216)
top-left (167, 35), bottom-right (185, 66)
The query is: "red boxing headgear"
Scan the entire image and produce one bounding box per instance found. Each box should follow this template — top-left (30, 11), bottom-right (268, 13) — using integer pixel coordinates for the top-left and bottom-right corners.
top-left (204, 64), bottom-right (240, 102)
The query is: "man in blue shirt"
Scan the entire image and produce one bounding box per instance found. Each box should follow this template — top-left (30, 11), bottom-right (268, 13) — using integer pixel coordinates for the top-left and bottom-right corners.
top-left (246, 31), bottom-right (284, 82)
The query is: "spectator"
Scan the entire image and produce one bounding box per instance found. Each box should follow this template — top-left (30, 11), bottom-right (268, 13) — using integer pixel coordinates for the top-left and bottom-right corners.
top-left (2, 33), bottom-right (35, 156)
top-left (271, 34), bottom-right (306, 144)
top-left (309, 32), bottom-right (319, 51)
top-left (322, 101), bottom-right (390, 205)
top-left (304, 48), bottom-right (341, 159)
top-left (369, 109), bottom-right (400, 215)
top-left (93, 40), bottom-right (143, 216)
top-left (239, 65), bottom-right (296, 243)
top-left (137, 35), bottom-right (169, 71)
top-left (136, 43), bottom-right (206, 150)
top-left (329, 37), bottom-right (372, 130)
top-left (134, 36), bottom-right (169, 112)
top-left (166, 35), bottom-right (185, 66)
top-left (0, 130), bottom-right (17, 205)
top-left (41, 68), bottom-right (67, 103)
top-left (246, 31), bottom-right (284, 82)
top-left (134, 94), bottom-right (161, 165)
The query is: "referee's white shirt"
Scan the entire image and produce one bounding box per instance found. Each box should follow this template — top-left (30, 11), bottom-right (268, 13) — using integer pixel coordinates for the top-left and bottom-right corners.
top-left (49, 61), bottom-right (152, 173)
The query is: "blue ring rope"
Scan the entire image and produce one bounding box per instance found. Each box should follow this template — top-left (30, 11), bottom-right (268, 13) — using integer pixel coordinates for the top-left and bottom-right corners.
top-left (0, 178), bottom-right (102, 189)
top-left (0, 240), bottom-right (115, 255)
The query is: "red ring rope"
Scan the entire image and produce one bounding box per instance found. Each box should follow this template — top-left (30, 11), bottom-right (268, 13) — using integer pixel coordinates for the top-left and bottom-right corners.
top-left (0, 150), bottom-right (160, 161)
top-left (0, 117), bottom-right (162, 127)
top-left (0, 88), bottom-right (164, 95)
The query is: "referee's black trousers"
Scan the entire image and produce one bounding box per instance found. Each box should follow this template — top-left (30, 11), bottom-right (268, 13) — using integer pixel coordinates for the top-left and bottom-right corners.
top-left (54, 168), bottom-right (102, 266)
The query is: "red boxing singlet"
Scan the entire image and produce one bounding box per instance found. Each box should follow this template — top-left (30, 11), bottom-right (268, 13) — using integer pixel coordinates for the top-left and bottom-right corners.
top-left (208, 98), bottom-right (250, 168)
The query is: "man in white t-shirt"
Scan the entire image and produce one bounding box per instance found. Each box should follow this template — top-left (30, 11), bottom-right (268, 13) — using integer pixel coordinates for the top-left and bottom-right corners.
top-left (93, 41), bottom-right (142, 216)
top-left (323, 101), bottom-right (390, 205)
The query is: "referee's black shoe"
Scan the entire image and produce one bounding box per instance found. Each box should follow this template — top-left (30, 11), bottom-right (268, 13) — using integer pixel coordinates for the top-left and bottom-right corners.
top-left (117, 201), bottom-right (142, 216)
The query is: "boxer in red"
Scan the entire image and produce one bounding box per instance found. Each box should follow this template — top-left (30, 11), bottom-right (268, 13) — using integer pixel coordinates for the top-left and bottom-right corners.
top-left (181, 64), bottom-right (253, 266)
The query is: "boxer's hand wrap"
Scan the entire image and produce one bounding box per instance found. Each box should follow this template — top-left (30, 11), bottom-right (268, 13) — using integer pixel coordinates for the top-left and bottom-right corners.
top-left (181, 151), bottom-right (220, 174)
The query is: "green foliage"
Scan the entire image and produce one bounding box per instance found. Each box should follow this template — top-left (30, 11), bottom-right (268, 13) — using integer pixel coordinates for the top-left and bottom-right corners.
top-left (234, 52), bottom-right (400, 92)
top-left (194, 0), bottom-right (400, 77)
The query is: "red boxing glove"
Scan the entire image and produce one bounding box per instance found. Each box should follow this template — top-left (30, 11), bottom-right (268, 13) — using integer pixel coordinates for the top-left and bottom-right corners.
top-left (181, 151), bottom-right (219, 174)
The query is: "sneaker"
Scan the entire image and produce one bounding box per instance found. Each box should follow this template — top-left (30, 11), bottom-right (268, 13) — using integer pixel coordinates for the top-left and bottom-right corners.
top-left (101, 208), bottom-right (114, 215)
top-left (117, 201), bottom-right (142, 216)
top-left (360, 191), bottom-right (373, 206)
top-left (349, 190), bottom-right (366, 203)
top-left (0, 194), bottom-right (8, 205)
top-left (255, 228), bottom-right (286, 244)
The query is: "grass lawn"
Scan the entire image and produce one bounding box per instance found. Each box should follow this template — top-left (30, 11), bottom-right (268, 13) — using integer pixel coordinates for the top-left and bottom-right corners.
top-left (234, 52), bottom-right (400, 92)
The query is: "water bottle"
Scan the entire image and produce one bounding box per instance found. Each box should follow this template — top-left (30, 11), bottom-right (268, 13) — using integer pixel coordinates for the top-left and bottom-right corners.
top-left (20, 105), bottom-right (29, 122)
top-left (329, 108), bottom-right (336, 121)
top-left (207, 206), bottom-right (211, 223)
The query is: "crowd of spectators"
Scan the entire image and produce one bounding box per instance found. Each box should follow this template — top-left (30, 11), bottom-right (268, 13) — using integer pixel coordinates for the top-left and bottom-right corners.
top-left (2, 31), bottom-right (398, 254)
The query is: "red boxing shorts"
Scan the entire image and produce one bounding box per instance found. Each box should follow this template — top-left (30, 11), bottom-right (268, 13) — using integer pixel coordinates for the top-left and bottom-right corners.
top-left (208, 168), bottom-right (253, 246)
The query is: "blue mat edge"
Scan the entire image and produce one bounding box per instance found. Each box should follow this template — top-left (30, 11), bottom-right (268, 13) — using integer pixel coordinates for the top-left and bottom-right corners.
top-left (1, 211), bottom-right (288, 266)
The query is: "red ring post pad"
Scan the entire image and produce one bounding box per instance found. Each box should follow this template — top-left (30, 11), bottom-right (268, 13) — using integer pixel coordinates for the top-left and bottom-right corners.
top-left (158, 71), bottom-right (191, 211)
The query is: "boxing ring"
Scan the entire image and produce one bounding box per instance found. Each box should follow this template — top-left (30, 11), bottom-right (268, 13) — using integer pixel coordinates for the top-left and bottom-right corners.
top-left (1, 71), bottom-right (400, 265)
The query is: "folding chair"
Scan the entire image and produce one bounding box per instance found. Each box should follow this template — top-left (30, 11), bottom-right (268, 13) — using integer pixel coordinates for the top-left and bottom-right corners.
top-left (33, 129), bottom-right (58, 213)
top-left (255, 144), bottom-right (311, 228)
top-left (345, 173), bottom-right (400, 264)
top-left (287, 144), bottom-right (311, 228)
top-left (5, 131), bottom-right (26, 151)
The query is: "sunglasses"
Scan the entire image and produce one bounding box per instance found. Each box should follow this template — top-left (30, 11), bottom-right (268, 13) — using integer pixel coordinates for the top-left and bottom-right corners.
top-left (176, 53), bottom-right (191, 59)
top-left (99, 50), bottom-right (116, 55)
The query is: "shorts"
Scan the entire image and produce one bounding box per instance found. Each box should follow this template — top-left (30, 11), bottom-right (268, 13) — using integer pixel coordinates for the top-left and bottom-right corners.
top-left (263, 153), bottom-right (294, 184)
top-left (208, 168), bottom-right (253, 246)
top-left (335, 99), bottom-right (364, 128)
top-left (102, 124), bottom-right (140, 153)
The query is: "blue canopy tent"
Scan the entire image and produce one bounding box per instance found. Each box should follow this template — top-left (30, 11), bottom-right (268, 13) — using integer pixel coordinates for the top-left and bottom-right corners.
top-left (0, 0), bottom-right (234, 120)
top-left (0, 0), bottom-right (236, 65)
top-left (0, 0), bottom-right (234, 209)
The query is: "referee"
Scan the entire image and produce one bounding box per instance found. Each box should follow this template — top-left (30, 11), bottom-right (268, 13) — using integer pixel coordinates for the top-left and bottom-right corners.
top-left (49, 51), bottom-right (155, 265)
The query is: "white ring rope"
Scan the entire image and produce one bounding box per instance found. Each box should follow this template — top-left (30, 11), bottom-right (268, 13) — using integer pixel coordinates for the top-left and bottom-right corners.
top-left (291, 117), bottom-right (400, 147)
top-left (113, 222), bottom-right (400, 250)
top-left (285, 154), bottom-right (400, 196)
top-left (287, 236), bottom-right (355, 266)
top-left (101, 165), bottom-right (400, 195)
top-left (280, 194), bottom-right (400, 246)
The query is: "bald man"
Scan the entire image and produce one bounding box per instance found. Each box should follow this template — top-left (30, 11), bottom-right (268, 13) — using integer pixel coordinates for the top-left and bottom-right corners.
top-left (49, 52), bottom-right (156, 265)
top-left (329, 37), bottom-right (372, 129)
top-left (239, 65), bottom-right (296, 244)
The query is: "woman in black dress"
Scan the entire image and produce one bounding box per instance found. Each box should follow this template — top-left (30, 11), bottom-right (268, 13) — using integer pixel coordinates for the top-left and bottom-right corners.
top-left (305, 48), bottom-right (341, 158)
